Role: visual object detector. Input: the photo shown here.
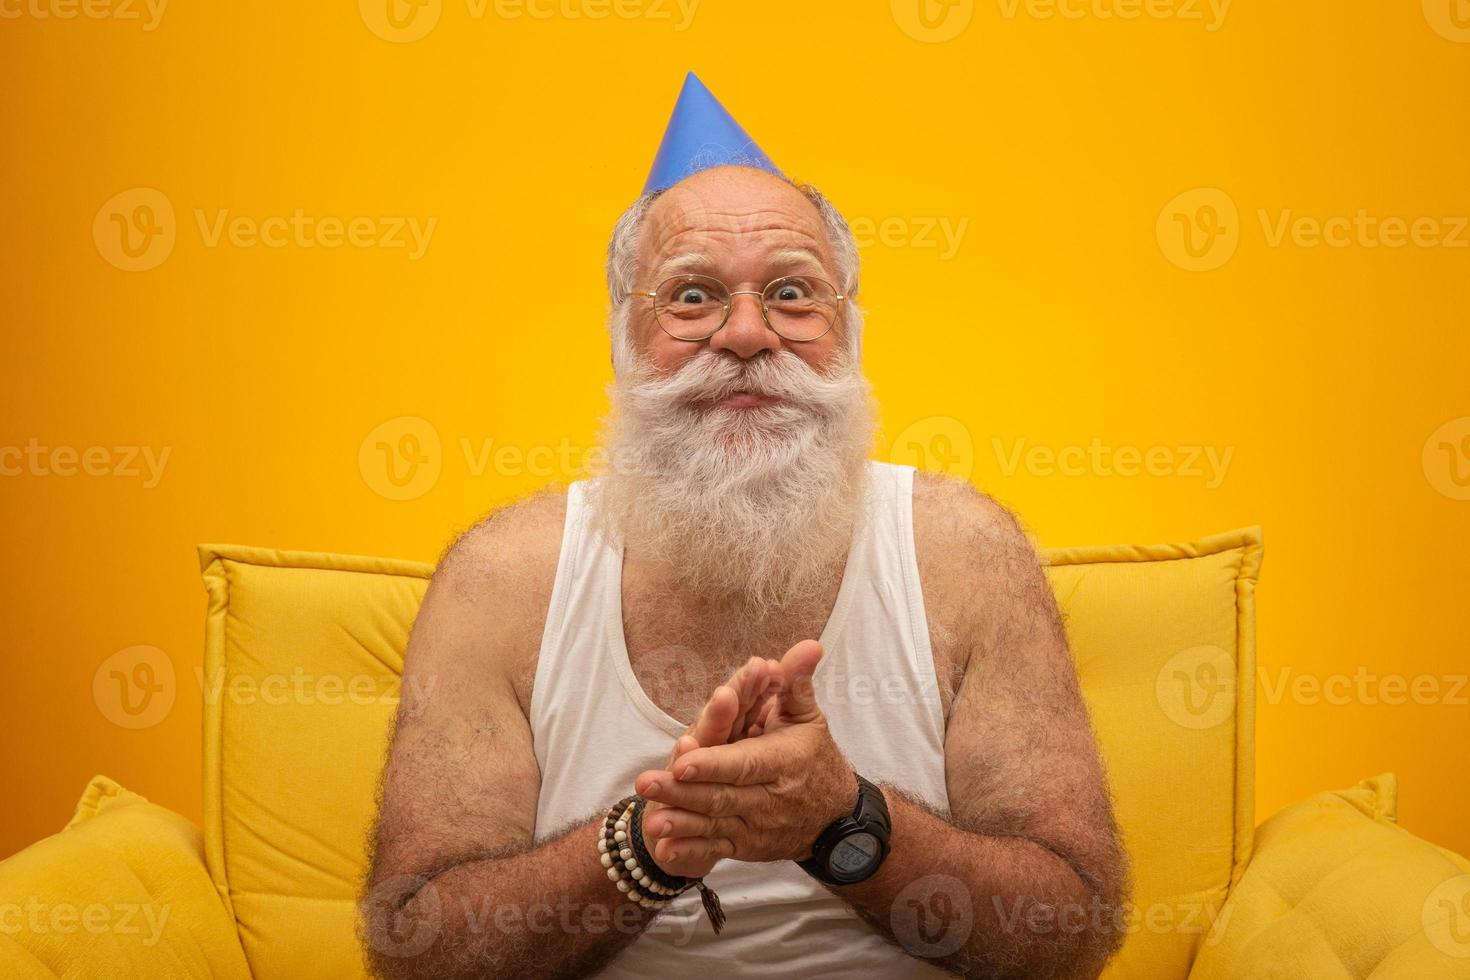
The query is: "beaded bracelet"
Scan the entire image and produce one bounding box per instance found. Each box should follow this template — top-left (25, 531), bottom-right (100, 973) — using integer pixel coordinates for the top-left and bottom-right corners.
top-left (597, 794), bottom-right (726, 934)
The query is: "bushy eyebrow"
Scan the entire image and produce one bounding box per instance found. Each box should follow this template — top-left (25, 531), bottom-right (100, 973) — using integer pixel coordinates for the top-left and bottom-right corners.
top-left (651, 252), bottom-right (717, 282)
top-left (766, 248), bottom-right (826, 274)
top-left (650, 247), bottom-right (828, 284)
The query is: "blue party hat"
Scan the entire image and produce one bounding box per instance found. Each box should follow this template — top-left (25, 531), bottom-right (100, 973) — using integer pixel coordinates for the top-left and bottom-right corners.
top-left (642, 73), bottom-right (782, 194)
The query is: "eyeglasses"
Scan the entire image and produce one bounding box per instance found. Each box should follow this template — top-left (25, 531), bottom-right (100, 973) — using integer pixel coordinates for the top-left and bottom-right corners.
top-left (628, 274), bottom-right (845, 343)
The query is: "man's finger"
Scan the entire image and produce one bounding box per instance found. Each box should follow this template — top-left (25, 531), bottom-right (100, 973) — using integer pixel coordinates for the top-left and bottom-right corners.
top-left (636, 770), bottom-right (765, 815)
top-left (662, 733), bottom-right (698, 770)
top-left (727, 656), bottom-right (770, 740)
top-left (688, 684), bottom-right (738, 749)
top-left (670, 739), bottom-right (774, 786)
top-left (652, 835), bottom-right (735, 873)
top-left (643, 806), bottom-right (744, 842)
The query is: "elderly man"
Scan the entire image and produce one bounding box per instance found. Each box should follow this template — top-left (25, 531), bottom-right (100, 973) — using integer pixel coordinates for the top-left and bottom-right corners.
top-left (364, 74), bottom-right (1127, 979)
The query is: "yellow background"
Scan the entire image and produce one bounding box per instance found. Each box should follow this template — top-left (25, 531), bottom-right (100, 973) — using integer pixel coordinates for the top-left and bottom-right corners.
top-left (2, 0), bottom-right (1466, 861)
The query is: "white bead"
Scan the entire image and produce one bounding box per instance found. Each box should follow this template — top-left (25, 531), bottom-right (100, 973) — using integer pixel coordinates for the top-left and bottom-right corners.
top-left (633, 869), bottom-right (645, 882)
top-left (615, 821), bottom-right (627, 833)
top-left (616, 880), bottom-right (630, 893)
top-left (619, 848), bottom-right (632, 861)
top-left (623, 857), bottom-right (636, 869)
top-left (614, 830), bottom-right (627, 842)
top-left (606, 867), bottom-right (620, 881)
top-left (597, 838), bottom-right (607, 854)
top-left (600, 854), bottom-right (613, 868)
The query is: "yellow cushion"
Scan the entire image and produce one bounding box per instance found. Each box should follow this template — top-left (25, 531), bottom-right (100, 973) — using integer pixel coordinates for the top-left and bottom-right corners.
top-left (196, 526), bottom-right (1262, 979)
top-left (1189, 773), bottom-right (1470, 979)
top-left (1051, 528), bottom-right (1262, 979)
top-left (0, 775), bottom-right (250, 980)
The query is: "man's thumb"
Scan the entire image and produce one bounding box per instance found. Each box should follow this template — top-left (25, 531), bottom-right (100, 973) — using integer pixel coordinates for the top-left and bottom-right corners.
top-left (779, 640), bottom-right (824, 719)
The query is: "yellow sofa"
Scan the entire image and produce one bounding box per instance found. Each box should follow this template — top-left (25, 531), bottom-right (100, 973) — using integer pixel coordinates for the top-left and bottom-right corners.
top-left (4, 527), bottom-right (1469, 978)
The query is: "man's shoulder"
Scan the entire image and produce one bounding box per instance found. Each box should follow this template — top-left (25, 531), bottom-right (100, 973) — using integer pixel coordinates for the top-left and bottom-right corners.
top-left (432, 486), bottom-right (570, 608)
top-left (908, 469), bottom-right (1054, 662)
top-left (909, 468), bottom-right (1037, 568)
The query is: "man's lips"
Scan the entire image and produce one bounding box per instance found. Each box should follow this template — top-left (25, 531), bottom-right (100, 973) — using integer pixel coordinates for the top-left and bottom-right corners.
top-left (717, 392), bottom-right (779, 409)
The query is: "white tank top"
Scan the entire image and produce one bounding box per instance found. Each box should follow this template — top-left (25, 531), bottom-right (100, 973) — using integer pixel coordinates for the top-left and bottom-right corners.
top-left (530, 460), bottom-right (953, 977)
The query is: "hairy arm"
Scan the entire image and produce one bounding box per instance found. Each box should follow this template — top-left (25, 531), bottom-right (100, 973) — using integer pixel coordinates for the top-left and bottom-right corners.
top-left (362, 492), bottom-right (658, 980)
top-left (827, 473), bottom-right (1129, 978)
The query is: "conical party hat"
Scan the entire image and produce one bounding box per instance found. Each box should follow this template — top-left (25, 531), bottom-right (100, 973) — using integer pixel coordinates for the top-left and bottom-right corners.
top-left (642, 73), bottom-right (782, 194)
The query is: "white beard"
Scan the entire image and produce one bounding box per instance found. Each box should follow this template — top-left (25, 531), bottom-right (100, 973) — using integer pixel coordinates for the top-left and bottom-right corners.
top-left (587, 345), bottom-right (877, 620)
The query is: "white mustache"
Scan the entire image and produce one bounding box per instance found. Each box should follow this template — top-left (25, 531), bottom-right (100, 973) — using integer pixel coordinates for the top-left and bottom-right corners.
top-left (627, 349), bottom-right (854, 413)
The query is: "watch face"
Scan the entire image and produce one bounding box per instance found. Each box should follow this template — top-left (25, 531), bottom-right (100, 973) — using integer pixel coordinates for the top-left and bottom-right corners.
top-left (829, 832), bottom-right (881, 877)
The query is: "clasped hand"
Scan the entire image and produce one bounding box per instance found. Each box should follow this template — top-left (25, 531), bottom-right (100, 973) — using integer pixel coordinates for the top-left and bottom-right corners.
top-left (634, 640), bottom-right (858, 880)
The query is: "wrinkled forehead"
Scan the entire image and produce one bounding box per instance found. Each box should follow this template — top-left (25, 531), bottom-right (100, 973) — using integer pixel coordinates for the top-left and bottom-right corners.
top-left (639, 168), bottom-right (835, 281)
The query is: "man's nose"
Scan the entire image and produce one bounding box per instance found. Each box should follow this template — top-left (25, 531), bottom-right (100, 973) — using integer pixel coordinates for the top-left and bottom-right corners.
top-left (708, 291), bottom-right (781, 359)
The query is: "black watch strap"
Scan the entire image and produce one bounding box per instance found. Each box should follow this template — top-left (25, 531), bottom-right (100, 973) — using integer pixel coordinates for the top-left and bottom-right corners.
top-left (797, 773), bottom-right (891, 886)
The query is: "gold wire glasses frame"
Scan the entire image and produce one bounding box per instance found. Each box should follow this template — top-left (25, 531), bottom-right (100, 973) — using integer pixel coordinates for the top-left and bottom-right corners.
top-left (628, 274), bottom-right (846, 343)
